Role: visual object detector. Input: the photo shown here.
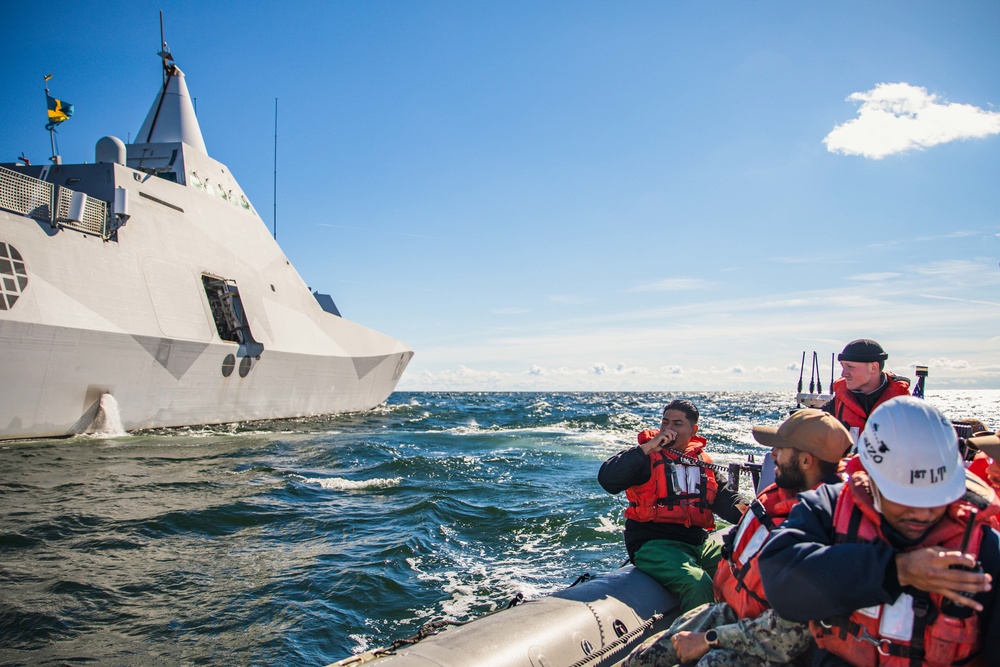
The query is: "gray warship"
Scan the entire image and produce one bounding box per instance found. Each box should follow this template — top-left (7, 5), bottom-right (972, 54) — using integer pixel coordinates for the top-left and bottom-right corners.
top-left (0, 46), bottom-right (413, 440)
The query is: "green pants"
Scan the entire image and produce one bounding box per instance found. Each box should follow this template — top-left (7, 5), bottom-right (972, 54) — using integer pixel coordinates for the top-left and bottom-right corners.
top-left (632, 538), bottom-right (722, 614)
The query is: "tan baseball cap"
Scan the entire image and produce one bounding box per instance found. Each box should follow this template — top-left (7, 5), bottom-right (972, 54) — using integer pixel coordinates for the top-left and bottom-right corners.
top-left (752, 409), bottom-right (852, 463)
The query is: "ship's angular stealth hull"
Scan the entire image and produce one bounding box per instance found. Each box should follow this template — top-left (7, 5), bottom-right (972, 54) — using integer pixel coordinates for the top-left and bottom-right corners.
top-left (0, 54), bottom-right (412, 440)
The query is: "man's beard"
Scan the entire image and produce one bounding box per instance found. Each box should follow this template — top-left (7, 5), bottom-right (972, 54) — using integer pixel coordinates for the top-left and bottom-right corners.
top-left (775, 452), bottom-right (806, 491)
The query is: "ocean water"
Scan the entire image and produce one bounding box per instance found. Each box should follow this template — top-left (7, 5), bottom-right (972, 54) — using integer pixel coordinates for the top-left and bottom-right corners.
top-left (0, 390), bottom-right (996, 666)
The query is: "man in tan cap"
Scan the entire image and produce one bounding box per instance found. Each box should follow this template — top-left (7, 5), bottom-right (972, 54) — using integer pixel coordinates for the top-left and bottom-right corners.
top-left (969, 428), bottom-right (1000, 492)
top-left (623, 409), bottom-right (851, 667)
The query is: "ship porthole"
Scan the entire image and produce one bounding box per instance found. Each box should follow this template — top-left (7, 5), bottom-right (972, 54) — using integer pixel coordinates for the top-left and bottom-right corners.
top-left (0, 242), bottom-right (28, 311)
top-left (238, 356), bottom-right (252, 378)
top-left (221, 353), bottom-right (236, 377)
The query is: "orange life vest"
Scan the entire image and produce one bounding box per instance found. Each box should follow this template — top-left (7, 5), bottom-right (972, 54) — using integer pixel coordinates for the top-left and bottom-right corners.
top-left (831, 373), bottom-right (911, 434)
top-left (968, 452), bottom-right (996, 492)
top-left (624, 432), bottom-right (718, 529)
top-left (712, 482), bottom-right (800, 619)
top-left (810, 457), bottom-right (999, 666)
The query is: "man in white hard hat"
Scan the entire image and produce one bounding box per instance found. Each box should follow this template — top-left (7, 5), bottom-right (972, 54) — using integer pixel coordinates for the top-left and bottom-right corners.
top-left (758, 396), bottom-right (1000, 665)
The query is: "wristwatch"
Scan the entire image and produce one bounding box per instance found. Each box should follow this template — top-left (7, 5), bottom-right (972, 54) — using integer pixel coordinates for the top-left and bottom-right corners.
top-left (704, 629), bottom-right (720, 648)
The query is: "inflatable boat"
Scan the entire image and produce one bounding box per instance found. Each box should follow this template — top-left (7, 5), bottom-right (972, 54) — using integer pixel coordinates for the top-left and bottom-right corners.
top-left (329, 564), bottom-right (679, 667)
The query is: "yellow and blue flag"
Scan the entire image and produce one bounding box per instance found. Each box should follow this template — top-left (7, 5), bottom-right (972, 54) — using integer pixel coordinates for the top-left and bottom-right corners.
top-left (46, 94), bottom-right (74, 131)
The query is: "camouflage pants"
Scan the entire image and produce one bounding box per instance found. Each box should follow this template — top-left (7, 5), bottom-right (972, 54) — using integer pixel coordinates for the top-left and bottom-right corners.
top-left (622, 602), bottom-right (813, 667)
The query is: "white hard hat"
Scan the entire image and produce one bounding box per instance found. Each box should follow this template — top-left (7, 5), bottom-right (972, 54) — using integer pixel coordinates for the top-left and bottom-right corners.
top-left (858, 396), bottom-right (965, 508)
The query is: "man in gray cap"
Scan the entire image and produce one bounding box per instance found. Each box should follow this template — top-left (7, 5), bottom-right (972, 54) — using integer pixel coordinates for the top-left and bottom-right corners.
top-left (821, 338), bottom-right (910, 442)
top-left (622, 409), bottom-right (850, 667)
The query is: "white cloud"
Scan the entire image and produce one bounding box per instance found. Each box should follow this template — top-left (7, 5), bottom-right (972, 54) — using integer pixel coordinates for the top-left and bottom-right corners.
top-left (824, 83), bottom-right (1000, 159)
top-left (404, 365), bottom-right (506, 390)
top-left (593, 363), bottom-right (648, 375)
top-left (926, 358), bottom-right (971, 370)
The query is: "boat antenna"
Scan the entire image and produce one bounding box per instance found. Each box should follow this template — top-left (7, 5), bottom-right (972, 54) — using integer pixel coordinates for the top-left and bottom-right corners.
top-left (796, 351), bottom-right (805, 394)
top-left (828, 352), bottom-right (835, 394)
top-left (808, 351), bottom-right (818, 394)
top-left (273, 97), bottom-right (278, 239)
top-left (814, 352), bottom-right (822, 393)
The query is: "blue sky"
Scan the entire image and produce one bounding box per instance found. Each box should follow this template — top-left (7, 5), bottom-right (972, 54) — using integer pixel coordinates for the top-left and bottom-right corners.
top-left (3, 2), bottom-right (998, 391)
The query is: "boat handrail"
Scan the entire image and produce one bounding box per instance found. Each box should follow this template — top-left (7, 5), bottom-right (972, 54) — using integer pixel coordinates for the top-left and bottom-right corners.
top-left (0, 165), bottom-right (110, 239)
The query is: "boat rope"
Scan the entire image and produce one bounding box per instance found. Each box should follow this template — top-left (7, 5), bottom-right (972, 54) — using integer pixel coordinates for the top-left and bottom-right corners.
top-left (505, 592), bottom-right (525, 608)
top-left (373, 619), bottom-right (469, 656)
top-left (661, 450), bottom-right (742, 475)
top-left (565, 612), bottom-right (666, 667)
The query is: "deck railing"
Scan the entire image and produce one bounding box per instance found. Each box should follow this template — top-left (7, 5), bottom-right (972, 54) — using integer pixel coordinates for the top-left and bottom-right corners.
top-left (0, 166), bottom-right (111, 239)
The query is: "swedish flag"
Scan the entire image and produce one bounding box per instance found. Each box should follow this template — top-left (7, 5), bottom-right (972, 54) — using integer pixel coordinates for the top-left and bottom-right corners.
top-left (46, 94), bottom-right (74, 131)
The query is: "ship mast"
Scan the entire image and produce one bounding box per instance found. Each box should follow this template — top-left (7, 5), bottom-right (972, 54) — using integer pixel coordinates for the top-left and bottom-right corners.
top-left (158, 11), bottom-right (174, 83)
top-left (44, 74), bottom-right (59, 164)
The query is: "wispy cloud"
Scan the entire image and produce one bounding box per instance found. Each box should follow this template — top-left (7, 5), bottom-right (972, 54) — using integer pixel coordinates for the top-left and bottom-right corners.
top-left (824, 83), bottom-right (1000, 159)
top-left (915, 259), bottom-right (992, 278)
top-left (919, 294), bottom-right (1000, 308)
top-left (848, 272), bottom-right (903, 282)
top-left (868, 229), bottom-right (996, 249)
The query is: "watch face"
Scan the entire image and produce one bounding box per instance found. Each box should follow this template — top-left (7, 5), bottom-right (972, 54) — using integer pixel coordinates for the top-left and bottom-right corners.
top-left (705, 629), bottom-right (719, 646)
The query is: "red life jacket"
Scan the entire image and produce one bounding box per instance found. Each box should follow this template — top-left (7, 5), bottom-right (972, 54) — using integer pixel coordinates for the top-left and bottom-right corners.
top-left (810, 457), bottom-right (1000, 666)
top-left (625, 432), bottom-right (718, 529)
top-left (968, 452), bottom-right (994, 490)
top-left (712, 482), bottom-right (801, 619)
top-left (831, 373), bottom-right (911, 434)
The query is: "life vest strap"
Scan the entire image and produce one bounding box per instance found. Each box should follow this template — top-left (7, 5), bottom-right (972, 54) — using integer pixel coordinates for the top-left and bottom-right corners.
top-left (748, 498), bottom-right (775, 531)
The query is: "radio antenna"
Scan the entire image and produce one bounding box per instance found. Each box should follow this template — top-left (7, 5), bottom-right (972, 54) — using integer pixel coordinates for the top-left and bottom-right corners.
top-left (273, 98), bottom-right (278, 239)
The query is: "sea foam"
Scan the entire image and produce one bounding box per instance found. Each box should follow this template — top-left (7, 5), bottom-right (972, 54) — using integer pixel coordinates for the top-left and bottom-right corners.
top-left (307, 476), bottom-right (402, 491)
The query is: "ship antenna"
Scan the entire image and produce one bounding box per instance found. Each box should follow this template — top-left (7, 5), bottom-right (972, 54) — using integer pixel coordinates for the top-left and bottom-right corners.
top-left (44, 73), bottom-right (59, 164)
top-left (157, 10), bottom-right (174, 84)
top-left (273, 97), bottom-right (278, 239)
top-left (142, 10), bottom-right (176, 144)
